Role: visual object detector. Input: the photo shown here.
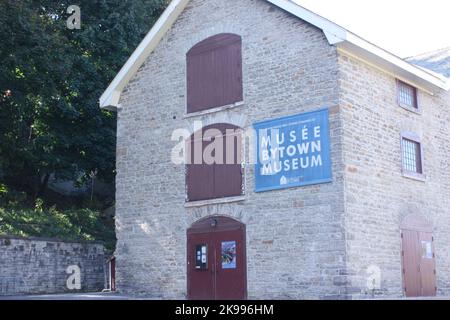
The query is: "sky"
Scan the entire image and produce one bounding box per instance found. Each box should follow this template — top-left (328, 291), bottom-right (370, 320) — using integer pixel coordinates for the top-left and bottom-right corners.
top-left (293, 0), bottom-right (450, 58)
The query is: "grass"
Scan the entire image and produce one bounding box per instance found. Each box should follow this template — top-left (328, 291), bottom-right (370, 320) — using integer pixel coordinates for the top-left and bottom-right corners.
top-left (0, 185), bottom-right (116, 252)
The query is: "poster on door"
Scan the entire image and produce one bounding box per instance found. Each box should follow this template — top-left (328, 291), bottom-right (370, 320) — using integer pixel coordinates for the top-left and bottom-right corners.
top-left (422, 241), bottom-right (433, 259)
top-left (253, 108), bottom-right (332, 192)
top-left (221, 241), bottom-right (237, 269)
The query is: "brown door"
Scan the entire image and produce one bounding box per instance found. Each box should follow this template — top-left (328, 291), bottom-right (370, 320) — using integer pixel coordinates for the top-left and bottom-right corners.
top-left (110, 257), bottom-right (116, 292)
top-left (418, 232), bottom-right (436, 296)
top-left (187, 216), bottom-right (247, 300)
top-left (402, 230), bottom-right (421, 297)
top-left (401, 215), bottom-right (437, 297)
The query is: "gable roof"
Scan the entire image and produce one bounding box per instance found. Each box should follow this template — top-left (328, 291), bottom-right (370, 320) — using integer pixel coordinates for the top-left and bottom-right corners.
top-left (406, 47), bottom-right (450, 78)
top-left (100, 0), bottom-right (450, 110)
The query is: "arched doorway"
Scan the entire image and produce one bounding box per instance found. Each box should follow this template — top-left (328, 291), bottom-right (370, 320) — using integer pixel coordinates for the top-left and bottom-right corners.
top-left (400, 214), bottom-right (437, 297)
top-left (187, 216), bottom-right (247, 300)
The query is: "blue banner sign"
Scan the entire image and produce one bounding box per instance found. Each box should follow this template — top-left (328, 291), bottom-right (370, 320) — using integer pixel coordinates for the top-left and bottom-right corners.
top-left (254, 108), bottom-right (332, 192)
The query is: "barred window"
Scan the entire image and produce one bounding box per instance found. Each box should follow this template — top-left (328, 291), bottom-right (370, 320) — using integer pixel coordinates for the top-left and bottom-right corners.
top-left (402, 138), bottom-right (422, 174)
top-left (397, 80), bottom-right (418, 109)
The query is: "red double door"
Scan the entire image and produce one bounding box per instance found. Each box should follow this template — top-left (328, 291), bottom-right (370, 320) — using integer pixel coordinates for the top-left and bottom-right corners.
top-left (187, 217), bottom-right (247, 300)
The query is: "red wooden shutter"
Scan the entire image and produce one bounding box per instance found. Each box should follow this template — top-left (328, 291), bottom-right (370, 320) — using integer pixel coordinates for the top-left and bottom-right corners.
top-left (214, 124), bottom-right (242, 198)
top-left (187, 34), bottom-right (243, 113)
top-left (186, 124), bottom-right (243, 201)
top-left (187, 127), bottom-right (214, 201)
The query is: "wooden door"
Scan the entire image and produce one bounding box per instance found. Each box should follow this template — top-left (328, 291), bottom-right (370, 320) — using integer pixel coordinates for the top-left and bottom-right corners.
top-left (187, 217), bottom-right (247, 300)
top-left (212, 227), bottom-right (246, 300)
top-left (110, 257), bottom-right (116, 292)
top-left (187, 232), bottom-right (215, 300)
top-left (402, 230), bottom-right (421, 297)
top-left (418, 232), bottom-right (436, 296)
top-left (401, 215), bottom-right (437, 297)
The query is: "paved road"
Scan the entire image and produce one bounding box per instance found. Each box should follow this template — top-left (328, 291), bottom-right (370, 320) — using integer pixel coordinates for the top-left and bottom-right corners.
top-left (2, 292), bottom-right (449, 300)
top-left (0, 292), bottom-right (160, 300)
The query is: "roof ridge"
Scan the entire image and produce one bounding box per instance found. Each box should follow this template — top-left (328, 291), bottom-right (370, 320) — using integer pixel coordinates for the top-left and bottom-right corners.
top-left (406, 46), bottom-right (450, 60)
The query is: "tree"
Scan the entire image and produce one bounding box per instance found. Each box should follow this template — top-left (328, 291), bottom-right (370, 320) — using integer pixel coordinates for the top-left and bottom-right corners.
top-left (0, 0), bottom-right (168, 199)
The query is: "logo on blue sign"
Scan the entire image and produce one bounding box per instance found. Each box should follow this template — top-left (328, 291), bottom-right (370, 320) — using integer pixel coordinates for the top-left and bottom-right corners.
top-left (253, 108), bottom-right (332, 192)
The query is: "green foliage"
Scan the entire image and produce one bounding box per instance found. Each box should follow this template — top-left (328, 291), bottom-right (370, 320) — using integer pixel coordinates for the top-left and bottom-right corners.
top-left (0, 0), bottom-right (168, 197)
top-left (0, 183), bottom-right (27, 205)
top-left (0, 203), bottom-right (116, 252)
top-left (0, 1), bottom-right (168, 250)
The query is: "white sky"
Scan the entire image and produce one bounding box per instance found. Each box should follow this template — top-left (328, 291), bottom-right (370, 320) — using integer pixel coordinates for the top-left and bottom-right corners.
top-left (293, 0), bottom-right (450, 58)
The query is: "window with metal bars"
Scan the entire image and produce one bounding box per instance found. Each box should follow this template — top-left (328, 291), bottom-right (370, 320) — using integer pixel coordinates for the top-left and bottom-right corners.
top-left (402, 137), bottom-right (422, 174)
top-left (397, 80), bottom-right (418, 110)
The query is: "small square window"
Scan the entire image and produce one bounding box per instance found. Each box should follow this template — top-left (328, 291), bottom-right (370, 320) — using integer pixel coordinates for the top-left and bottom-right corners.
top-left (397, 80), bottom-right (418, 110)
top-left (402, 137), bottom-right (422, 174)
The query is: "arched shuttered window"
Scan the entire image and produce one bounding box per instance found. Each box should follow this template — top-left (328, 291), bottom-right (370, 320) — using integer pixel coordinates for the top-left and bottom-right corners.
top-left (187, 33), bottom-right (243, 113)
top-left (186, 123), bottom-right (243, 202)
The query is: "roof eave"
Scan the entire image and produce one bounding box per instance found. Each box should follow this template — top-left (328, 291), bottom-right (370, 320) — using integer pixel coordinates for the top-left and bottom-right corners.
top-left (99, 0), bottom-right (449, 110)
top-left (336, 33), bottom-right (449, 93)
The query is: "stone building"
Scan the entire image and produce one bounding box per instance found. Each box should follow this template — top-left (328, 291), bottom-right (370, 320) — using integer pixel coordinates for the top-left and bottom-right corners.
top-left (100, 0), bottom-right (450, 299)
